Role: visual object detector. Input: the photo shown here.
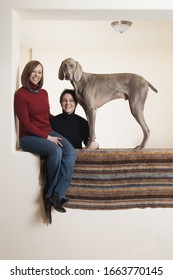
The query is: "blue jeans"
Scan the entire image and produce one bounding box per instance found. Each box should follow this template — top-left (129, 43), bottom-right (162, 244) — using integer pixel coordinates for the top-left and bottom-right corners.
top-left (20, 131), bottom-right (76, 199)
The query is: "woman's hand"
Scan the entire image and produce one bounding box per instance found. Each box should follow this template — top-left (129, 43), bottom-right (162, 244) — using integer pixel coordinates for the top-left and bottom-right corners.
top-left (47, 135), bottom-right (63, 147)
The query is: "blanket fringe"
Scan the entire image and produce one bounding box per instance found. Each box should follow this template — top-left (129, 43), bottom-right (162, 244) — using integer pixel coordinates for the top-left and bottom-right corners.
top-left (39, 156), bottom-right (52, 224)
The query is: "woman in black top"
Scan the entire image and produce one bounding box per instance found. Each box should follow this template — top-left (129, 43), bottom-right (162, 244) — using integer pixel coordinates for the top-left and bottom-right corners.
top-left (50, 89), bottom-right (89, 148)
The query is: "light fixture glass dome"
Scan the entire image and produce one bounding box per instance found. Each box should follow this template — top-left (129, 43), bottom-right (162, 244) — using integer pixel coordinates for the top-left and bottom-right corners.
top-left (111, 20), bottom-right (132, 34)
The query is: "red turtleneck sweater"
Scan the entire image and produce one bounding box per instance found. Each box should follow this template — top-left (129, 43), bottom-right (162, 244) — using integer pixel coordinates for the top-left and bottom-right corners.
top-left (14, 86), bottom-right (52, 139)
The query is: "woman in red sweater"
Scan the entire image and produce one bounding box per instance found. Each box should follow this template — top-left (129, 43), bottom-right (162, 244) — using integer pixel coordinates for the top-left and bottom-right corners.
top-left (14, 60), bottom-right (76, 214)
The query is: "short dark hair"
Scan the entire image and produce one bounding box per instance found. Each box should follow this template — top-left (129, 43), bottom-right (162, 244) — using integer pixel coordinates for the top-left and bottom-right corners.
top-left (59, 89), bottom-right (78, 105)
top-left (21, 60), bottom-right (44, 90)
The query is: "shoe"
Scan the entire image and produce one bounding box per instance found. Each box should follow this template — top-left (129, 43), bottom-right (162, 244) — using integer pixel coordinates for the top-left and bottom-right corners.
top-left (61, 197), bottom-right (69, 206)
top-left (50, 195), bottom-right (66, 213)
top-left (54, 204), bottom-right (66, 213)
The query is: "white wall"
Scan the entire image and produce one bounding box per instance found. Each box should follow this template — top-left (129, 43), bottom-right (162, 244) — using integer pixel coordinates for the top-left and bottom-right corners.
top-left (1, 0), bottom-right (173, 260)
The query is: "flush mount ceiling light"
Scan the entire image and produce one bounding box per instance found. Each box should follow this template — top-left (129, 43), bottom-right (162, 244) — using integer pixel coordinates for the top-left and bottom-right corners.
top-left (111, 20), bottom-right (132, 34)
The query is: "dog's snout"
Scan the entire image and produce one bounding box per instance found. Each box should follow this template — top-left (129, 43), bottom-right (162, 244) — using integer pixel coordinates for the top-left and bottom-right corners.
top-left (65, 74), bottom-right (71, 80)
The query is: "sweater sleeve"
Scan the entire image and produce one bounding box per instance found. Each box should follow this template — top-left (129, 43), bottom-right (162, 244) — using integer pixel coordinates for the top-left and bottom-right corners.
top-left (14, 91), bottom-right (49, 138)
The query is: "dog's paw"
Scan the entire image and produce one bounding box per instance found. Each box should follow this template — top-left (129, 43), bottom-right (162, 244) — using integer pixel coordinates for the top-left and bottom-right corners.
top-left (85, 141), bottom-right (99, 150)
top-left (134, 145), bottom-right (144, 151)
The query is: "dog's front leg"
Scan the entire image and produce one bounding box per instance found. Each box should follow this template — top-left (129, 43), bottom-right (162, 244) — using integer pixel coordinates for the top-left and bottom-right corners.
top-left (85, 108), bottom-right (99, 150)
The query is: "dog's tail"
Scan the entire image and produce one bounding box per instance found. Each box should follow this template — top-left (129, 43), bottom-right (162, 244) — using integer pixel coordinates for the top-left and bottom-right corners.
top-left (148, 82), bottom-right (158, 93)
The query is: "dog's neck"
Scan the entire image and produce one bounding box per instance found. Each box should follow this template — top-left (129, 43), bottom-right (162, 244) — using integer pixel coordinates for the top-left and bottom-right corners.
top-left (71, 73), bottom-right (86, 92)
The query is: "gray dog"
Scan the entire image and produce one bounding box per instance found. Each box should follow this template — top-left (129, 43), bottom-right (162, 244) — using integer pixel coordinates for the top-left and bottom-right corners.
top-left (58, 57), bottom-right (158, 150)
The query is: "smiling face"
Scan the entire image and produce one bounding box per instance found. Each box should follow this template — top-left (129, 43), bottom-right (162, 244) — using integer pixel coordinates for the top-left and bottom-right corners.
top-left (29, 64), bottom-right (43, 86)
top-left (61, 93), bottom-right (76, 114)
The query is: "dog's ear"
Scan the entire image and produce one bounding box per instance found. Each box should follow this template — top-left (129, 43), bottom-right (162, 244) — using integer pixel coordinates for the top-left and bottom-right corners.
top-left (58, 62), bottom-right (64, 80)
top-left (74, 61), bottom-right (83, 81)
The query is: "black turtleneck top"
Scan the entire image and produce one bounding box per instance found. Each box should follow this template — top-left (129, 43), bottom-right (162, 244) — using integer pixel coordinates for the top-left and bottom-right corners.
top-left (50, 112), bottom-right (89, 148)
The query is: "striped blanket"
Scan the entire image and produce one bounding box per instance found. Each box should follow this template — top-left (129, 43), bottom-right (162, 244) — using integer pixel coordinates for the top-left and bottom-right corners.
top-left (65, 148), bottom-right (173, 210)
top-left (39, 149), bottom-right (173, 222)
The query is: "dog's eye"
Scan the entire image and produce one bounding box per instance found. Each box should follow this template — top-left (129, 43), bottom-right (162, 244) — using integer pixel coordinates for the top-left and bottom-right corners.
top-left (70, 64), bottom-right (75, 68)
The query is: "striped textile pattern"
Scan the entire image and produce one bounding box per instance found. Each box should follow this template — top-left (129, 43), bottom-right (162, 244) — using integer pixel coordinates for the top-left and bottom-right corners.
top-left (65, 148), bottom-right (173, 210)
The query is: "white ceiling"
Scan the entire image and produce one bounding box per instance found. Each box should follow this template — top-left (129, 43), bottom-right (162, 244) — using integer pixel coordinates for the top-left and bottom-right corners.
top-left (19, 10), bottom-right (173, 48)
top-left (18, 9), bottom-right (173, 21)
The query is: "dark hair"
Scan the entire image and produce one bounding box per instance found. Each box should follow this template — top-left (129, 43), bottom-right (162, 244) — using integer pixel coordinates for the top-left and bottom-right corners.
top-left (21, 60), bottom-right (44, 90)
top-left (59, 89), bottom-right (78, 105)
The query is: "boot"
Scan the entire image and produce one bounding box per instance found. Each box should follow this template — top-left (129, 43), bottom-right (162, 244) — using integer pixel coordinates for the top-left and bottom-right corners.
top-left (50, 195), bottom-right (66, 213)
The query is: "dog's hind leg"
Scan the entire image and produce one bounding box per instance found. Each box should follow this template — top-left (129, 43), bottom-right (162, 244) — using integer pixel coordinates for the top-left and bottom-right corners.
top-left (129, 97), bottom-right (150, 151)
